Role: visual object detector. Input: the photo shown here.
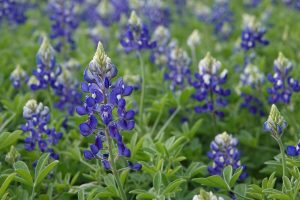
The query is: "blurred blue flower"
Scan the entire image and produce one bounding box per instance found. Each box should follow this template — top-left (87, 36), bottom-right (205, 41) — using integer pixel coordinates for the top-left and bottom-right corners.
top-left (240, 14), bottom-right (269, 50)
top-left (207, 132), bottom-right (247, 180)
top-left (240, 93), bottom-right (265, 116)
top-left (81, 0), bottom-right (129, 27)
top-left (10, 65), bottom-right (28, 89)
top-left (53, 60), bottom-right (82, 115)
top-left (150, 25), bottom-right (171, 68)
top-left (140, 1), bottom-right (171, 28)
top-left (267, 53), bottom-right (300, 104)
top-left (0, 0), bottom-right (27, 25)
top-left (286, 141), bottom-right (300, 156)
top-left (210, 0), bottom-right (234, 40)
top-left (28, 36), bottom-right (62, 90)
top-left (120, 11), bottom-right (156, 53)
top-left (21, 99), bottom-right (62, 160)
top-left (164, 44), bottom-right (191, 91)
top-left (191, 53), bottom-right (230, 118)
top-left (76, 42), bottom-right (141, 170)
top-left (48, 0), bottom-right (79, 51)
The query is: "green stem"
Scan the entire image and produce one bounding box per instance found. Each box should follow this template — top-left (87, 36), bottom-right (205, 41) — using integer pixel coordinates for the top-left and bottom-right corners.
top-left (137, 52), bottom-right (145, 128)
top-left (150, 107), bottom-right (164, 136)
top-left (277, 138), bottom-right (287, 179)
top-left (191, 47), bottom-right (196, 67)
top-left (155, 106), bottom-right (181, 141)
top-left (105, 129), bottom-right (127, 200)
top-left (30, 186), bottom-right (35, 200)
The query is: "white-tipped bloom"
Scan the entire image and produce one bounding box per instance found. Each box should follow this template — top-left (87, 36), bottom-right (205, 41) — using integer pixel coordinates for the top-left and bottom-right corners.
top-left (198, 52), bottom-right (222, 75)
top-left (242, 14), bottom-right (260, 31)
top-left (153, 25), bottom-right (170, 46)
top-left (240, 63), bottom-right (264, 86)
top-left (23, 99), bottom-right (49, 119)
top-left (193, 189), bottom-right (225, 200)
top-left (187, 29), bottom-right (201, 48)
top-left (128, 11), bottom-right (141, 26)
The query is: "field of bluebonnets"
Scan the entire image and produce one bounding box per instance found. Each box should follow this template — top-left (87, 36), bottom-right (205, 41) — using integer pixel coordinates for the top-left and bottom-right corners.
top-left (2, 0), bottom-right (300, 199)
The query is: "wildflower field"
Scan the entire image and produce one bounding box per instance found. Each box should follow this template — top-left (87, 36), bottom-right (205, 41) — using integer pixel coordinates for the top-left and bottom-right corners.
top-left (2, 0), bottom-right (300, 199)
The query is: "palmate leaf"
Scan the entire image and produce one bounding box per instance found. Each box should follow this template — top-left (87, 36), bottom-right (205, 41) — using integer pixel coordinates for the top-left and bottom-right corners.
top-left (34, 159), bottom-right (59, 186)
top-left (162, 179), bottom-right (186, 195)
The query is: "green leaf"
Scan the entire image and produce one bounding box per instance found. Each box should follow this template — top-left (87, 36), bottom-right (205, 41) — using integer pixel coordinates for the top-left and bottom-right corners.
top-left (0, 130), bottom-right (22, 150)
top-left (13, 161), bottom-right (33, 187)
top-left (136, 193), bottom-right (156, 199)
top-left (34, 160), bottom-right (59, 186)
top-left (223, 165), bottom-right (233, 187)
top-left (162, 179), bottom-right (186, 195)
top-left (179, 87), bottom-right (194, 106)
top-left (153, 172), bottom-right (162, 193)
top-left (193, 175), bottom-right (229, 190)
top-left (230, 167), bottom-right (243, 188)
top-left (120, 169), bottom-right (129, 186)
top-left (35, 154), bottom-right (50, 180)
top-left (283, 176), bottom-right (292, 190)
top-left (0, 173), bottom-right (16, 198)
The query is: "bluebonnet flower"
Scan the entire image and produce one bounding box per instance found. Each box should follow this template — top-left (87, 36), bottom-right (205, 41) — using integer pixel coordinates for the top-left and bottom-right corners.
top-left (240, 14), bottom-right (269, 50)
top-left (190, 2), bottom-right (211, 23)
top-left (0, 0), bottom-right (27, 25)
top-left (53, 60), bottom-right (82, 115)
top-left (21, 99), bottom-right (62, 160)
top-left (10, 65), bottom-right (28, 89)
top-left (237, 63), bottom-right (265, 116)
top-left (191, 53), bottom-right (230, 118)
top-left (82, 0), bottom-right (129, 27)
top-left (76, 41), bottom-right (141, 170)
top-left (28, 36), bottom-right (61, 90)
top-left (210, 0), bottom-right (234, 40)
top-left (207, 132), bottom-right (247, 180)
top-left (286, 141), bottom-right (300, 157)
top-left (140, 1), bottom-right (171, 28)
top-left (164, 45), bottom-right (191, 91)
top-left (263, 104), bottom-right (287, 136)
top-left (267, 52), bottom-right (300, 104)
top-left (150, 25), bottom-right (171, 68)
top-left (120, 11), bottom-right (156, 53)
top-left (48, 0), bottom-right (79, 51)
top-left (240, 93), bottom-right (265, 116)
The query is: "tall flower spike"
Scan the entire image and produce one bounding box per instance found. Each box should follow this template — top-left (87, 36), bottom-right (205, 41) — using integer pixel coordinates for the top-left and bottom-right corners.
top-left (21, 99), bottom-right (62, 160)
top-left (240, 14), bottom-right (269, 50)
top-left (48, 0), bottom-right (79, 51)
top-left (164, 45), bottom-right (191, 91)
top-left (53, 61), bottom-right (82, 115)
top-left (76, 41), bottom-right (141, 170)
top-left (29, 36), bottom-right (61, 90)
top-left (120, 11), bottom-right (156, 53)
top-left (267, 52), bottom-right (300, 104)
top-left (140, 1), bottom-right (171, 28)
top-left (238, 63), bottom-right (265, 116)
top-left (150, 25), bottom-right (171, 68)
top-left (191, 52), bottom-right (230, 117)
top-left (207, 132), bottom-right (247, 180)
top-left (210, 0), bottom-right (234, 40)
top-left (10, 65), bottom-right (28, 89)
top-left (263, 104), bottom-right (287, 136)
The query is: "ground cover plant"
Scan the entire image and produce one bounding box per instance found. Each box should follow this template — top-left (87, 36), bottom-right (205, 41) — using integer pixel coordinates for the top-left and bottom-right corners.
top-left (1, 0), bottom-right (300, 199)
